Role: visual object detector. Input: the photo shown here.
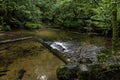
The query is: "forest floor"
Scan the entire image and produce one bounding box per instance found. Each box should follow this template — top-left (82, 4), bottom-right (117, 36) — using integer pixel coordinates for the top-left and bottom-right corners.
top-left (0, 29), bottom-right (64, 80)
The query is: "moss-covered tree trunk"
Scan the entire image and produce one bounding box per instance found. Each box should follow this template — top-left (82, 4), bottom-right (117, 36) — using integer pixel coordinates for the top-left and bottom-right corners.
top-left (111, 0), bottom-right (118, 54)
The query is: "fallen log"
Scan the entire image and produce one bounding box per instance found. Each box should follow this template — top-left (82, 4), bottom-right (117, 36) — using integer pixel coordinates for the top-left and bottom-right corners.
top-left (37, 39), bottom-right (73, 64)
top-left (0, 36), bottom-right (33, 44)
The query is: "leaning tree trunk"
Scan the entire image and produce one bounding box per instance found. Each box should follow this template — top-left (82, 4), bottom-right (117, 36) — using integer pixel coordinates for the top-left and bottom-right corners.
top-left (111, 0), bottom-right (118, 54)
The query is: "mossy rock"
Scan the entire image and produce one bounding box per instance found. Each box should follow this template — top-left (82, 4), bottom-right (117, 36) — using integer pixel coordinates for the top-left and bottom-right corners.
top-left (79, 64), bottom-right (120, 80)
top-left (57, 64), bottom-right (120, 80)
top-left (57, 65), bottom-right (79, 80)
top-left (25, 22), bottom-right (42, 30)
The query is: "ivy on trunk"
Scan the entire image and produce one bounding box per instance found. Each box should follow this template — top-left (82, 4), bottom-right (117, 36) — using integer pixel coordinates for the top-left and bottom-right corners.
top-left (111, 0), bottom-right (118, 54)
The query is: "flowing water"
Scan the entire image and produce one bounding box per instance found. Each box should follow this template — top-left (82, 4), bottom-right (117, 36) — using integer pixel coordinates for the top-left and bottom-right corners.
top-left (0, 28), bottom-right (113, 80)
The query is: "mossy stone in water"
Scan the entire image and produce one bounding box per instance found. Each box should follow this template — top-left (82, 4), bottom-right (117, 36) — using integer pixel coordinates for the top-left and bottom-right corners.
top-left (56, 65), bottom-right (79, 80)
top-left (25, 22), bottom-right (41, 30)
top-left (79, 64), bottom-right (120, 80)
top-left (57, 64), bottom-right (120, 80)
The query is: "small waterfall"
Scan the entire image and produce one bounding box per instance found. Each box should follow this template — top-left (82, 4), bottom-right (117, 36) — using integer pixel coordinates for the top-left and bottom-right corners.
top-left (50, 42), bottom-right (67, 51)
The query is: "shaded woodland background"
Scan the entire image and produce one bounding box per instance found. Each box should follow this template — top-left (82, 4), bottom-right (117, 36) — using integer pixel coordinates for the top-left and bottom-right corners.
top-left (0, 0), bottom-right (119, 33)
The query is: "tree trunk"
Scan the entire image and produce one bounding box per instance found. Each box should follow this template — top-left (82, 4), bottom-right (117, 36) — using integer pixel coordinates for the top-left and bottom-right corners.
top-left (0, 36), bottom-right (33, 44)
top-left (111, 0), bottom-right (118, 54)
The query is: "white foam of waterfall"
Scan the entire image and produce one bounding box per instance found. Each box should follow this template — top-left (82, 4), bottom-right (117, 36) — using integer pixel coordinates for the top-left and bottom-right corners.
top-left (50, 42), bottom-right (68, 52)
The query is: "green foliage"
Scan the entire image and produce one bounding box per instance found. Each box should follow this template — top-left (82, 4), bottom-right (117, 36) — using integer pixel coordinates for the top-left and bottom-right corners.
top-left (0, 0), bottom-right (120, 34)
top-left (78, 64), bottom-right (120, 80)
top-left (39, 0), bottom-right (55, 18)
top-left (0, 0), bottom-right (42, 29)
top-left (52, 0), bottom-right (95, 28)
top-left (98, 53), bottom-right (108, 63)
top-left (57, 64), bottom-right (120, 80)
top-left (118, 5), bottom-right (120, 25)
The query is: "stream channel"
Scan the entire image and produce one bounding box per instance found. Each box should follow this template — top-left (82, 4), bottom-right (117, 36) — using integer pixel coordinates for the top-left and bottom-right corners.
top-left (0, 28), bottom-right (112, 80)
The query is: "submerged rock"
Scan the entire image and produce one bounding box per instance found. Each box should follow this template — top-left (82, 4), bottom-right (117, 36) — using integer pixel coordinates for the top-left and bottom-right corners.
top-left (57, 64), bottom-right (79, 80)
top-left (17, 69), bottom-right (26, 80)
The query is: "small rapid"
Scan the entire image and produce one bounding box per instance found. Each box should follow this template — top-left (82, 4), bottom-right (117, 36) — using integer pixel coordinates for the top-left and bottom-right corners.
top-left (40, 40), bottom-right (105, 64)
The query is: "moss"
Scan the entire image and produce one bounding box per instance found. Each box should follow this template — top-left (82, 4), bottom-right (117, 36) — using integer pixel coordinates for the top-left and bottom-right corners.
top-left (25, 22), bottom-right (42, 29)
top-left (78, 64), bottom-right (120, 80)
top-left (98, 53), bottom-right (108, 63)
top-left (57, 65), bottom-right (79, 80)
top-left (57, 63), bottom-right (120, 80)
